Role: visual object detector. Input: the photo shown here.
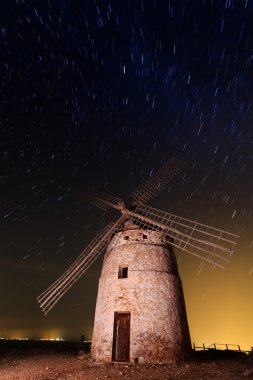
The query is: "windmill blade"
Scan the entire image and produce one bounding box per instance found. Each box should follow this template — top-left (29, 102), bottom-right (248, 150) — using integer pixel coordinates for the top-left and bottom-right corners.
top-left (130, 157), bottom-right (185, 205)
top-left (37, 216), bottom-right (125, 315)
top-left (126, 204), bottom-right (239, 269)
top-left (82, 190), bottom-right (125, 211)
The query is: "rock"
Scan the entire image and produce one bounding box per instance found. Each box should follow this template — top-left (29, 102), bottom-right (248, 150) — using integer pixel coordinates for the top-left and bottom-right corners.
top-left (77, 351), bottom-right (90, 360)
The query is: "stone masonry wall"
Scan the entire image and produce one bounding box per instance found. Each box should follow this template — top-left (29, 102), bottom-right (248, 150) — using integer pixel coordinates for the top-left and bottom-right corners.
top-left (91, 228), bottom-right (191, 363)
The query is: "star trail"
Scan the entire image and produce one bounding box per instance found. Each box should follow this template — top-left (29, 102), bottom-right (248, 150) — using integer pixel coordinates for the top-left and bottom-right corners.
top-left (1, 1), bottom-right (253, 348)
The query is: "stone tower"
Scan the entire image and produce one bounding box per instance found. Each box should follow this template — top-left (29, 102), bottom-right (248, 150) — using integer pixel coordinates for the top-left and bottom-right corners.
top-left (91, 223), bottom-right (191, 363)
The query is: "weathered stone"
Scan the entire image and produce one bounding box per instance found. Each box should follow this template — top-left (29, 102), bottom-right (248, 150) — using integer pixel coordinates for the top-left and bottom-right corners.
top-left (91, 225), bottom-right (191, 363)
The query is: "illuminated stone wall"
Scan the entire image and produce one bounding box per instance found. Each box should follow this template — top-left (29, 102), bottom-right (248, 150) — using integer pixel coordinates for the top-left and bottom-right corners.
top-left (91, 226), bottom-right (191, 363)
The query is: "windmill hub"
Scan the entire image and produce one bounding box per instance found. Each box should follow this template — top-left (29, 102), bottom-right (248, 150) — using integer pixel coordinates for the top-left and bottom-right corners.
top-left (122, 219), bottom-right (139, 230)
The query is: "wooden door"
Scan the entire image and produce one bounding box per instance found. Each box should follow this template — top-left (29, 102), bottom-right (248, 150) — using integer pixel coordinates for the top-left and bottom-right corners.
top-left (112, 312), bottom-right (130, 361)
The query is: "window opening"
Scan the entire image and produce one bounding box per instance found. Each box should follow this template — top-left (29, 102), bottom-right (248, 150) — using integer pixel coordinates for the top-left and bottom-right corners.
top-left (118, 266), bottom-right (128, 278)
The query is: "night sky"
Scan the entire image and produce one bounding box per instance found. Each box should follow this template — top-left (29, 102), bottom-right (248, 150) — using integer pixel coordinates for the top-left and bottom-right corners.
top-left (1, 1), bottom-right (253, 348)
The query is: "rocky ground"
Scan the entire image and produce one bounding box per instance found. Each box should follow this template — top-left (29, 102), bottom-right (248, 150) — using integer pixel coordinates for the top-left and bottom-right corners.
top-left (0, 352), bottom-right (253, 380)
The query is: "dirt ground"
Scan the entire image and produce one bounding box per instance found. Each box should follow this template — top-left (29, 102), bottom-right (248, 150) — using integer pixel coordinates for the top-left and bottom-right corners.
top-left (0, 352), bottom-right (253, 380)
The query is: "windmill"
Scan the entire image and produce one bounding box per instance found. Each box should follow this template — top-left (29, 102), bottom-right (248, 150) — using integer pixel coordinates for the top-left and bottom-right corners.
top-left (37, 157), bottom-right (239, 363)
